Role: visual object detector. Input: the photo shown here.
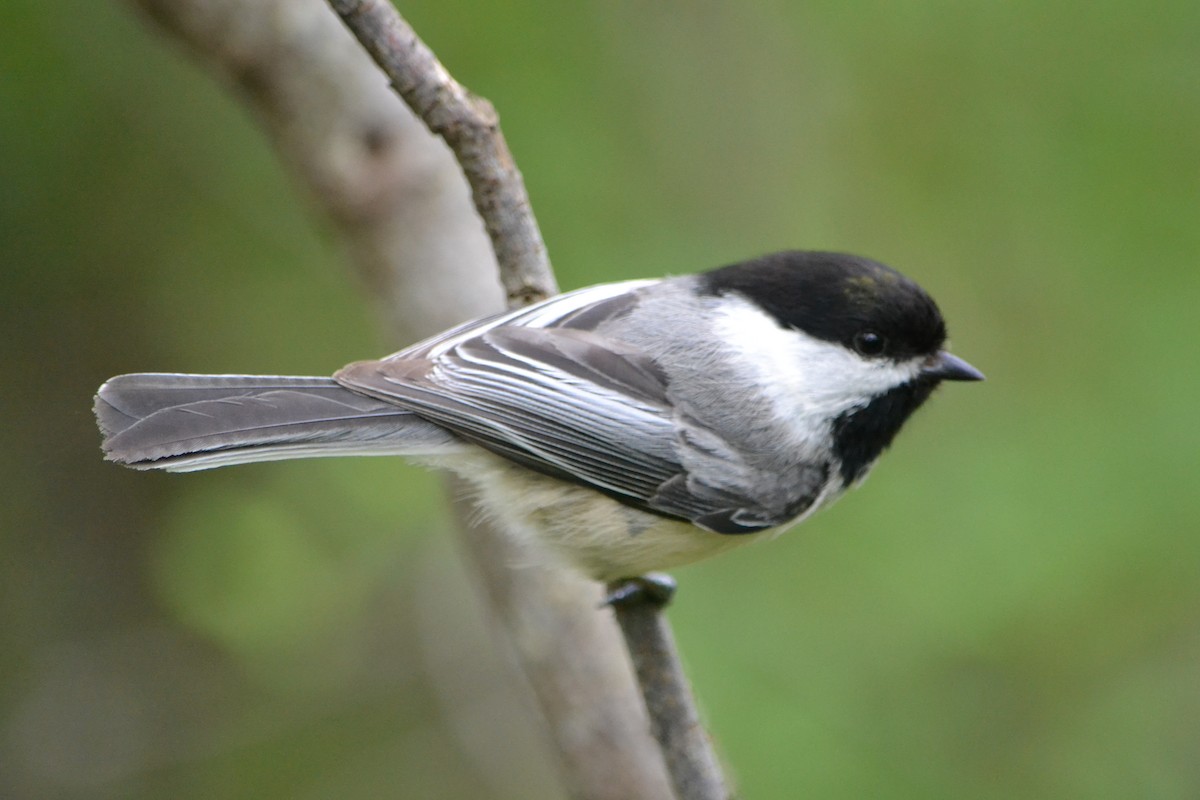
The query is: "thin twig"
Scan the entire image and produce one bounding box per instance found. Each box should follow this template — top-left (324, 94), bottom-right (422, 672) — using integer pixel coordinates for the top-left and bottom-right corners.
top-left (327, 0), bottom-right (555, 307)
top-left (129, 0), bottom-right (674, 796)
top-left (611, 580), bottom-right (732, 800)
top-left (325, 4), bottom-right (731, 798)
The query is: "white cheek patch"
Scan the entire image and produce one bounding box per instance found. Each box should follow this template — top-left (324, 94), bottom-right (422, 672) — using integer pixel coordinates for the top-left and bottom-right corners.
top-left (713, 296), bottom-right (922, 423)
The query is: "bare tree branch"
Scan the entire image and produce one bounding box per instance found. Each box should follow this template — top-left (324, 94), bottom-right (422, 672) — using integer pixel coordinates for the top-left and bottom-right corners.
top-left (124, 1), bottom-right (673, 798)
top-left (127, 1), bottom-right (731, 797)
top-left (131, 0), bottom-right (504, 341)
top-left (309, 3), bottom-right (741, 798)
top-left (613, 587), bottom-right (732, 800)
top-left (322, 5), bottom-right (736, 799)
top-left (328, 0), bottom-right (555, 307)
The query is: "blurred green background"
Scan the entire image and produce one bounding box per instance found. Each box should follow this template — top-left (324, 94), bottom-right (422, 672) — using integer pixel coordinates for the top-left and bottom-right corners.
top-left (3, 1), bottom-right (1198, 797)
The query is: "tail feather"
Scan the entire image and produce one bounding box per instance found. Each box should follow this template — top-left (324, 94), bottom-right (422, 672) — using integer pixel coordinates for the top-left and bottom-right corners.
top-left (95, 373), bottom-right (459, 472)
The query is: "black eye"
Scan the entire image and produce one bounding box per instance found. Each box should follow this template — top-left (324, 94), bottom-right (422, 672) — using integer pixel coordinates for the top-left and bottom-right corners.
top-left (853, 330), bottom-right (887, 357)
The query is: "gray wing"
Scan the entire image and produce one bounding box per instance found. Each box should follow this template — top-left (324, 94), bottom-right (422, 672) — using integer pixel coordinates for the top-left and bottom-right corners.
top-left (337, 319), bottom-right (822, 533)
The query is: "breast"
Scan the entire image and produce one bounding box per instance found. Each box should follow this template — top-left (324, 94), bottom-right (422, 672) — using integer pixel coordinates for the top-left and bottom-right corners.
top-left (430, 448), bottom-right (769, 581)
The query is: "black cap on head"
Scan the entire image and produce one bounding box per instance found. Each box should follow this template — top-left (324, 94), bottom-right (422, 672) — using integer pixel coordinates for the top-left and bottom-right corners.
top-left (699, 251), bottom-right (948, 361)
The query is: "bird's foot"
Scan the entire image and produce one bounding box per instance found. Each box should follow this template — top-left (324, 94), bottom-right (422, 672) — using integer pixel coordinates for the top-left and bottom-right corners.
top-left (603, 573), bottom-right (677, 609)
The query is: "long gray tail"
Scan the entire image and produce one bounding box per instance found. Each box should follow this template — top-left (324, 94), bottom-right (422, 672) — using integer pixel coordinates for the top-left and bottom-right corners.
top-left (95, 373), bottom-right (460, 472)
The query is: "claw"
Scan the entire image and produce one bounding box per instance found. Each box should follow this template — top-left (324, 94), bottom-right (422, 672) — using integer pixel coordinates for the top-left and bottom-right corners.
top-left (603, 573), bottom-right (677, 608)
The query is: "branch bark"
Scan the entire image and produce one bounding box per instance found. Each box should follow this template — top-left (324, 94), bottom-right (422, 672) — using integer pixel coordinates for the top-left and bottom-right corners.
top-left (322, 7), bottom-right (733, 798)
top-left (614, 595), bottom-right (731, 800)
top-left (315, 5), bottom-right (700, 798)
top-left (328, 0), bottom-right (555, 307)
top-left (123, 1), bottom-right (674, 798)
top-left (127, 1), bottom-right (729, 797)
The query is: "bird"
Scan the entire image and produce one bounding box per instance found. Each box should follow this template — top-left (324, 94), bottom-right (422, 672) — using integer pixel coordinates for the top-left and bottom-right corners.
top-left (95, 250), bottom-right (982, 583)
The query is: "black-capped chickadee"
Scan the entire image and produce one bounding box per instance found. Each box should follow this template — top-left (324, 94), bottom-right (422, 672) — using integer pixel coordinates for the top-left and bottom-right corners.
top-left (95, 251), bottom-right (982, 581)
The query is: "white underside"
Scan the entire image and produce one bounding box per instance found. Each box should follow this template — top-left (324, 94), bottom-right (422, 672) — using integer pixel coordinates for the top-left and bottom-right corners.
top-left (423, 449), bottom-right (836, 582)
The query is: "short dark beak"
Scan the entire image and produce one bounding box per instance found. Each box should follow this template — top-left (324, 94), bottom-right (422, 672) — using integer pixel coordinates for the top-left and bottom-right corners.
top-left (924, 351), bottom-right (985, 382)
